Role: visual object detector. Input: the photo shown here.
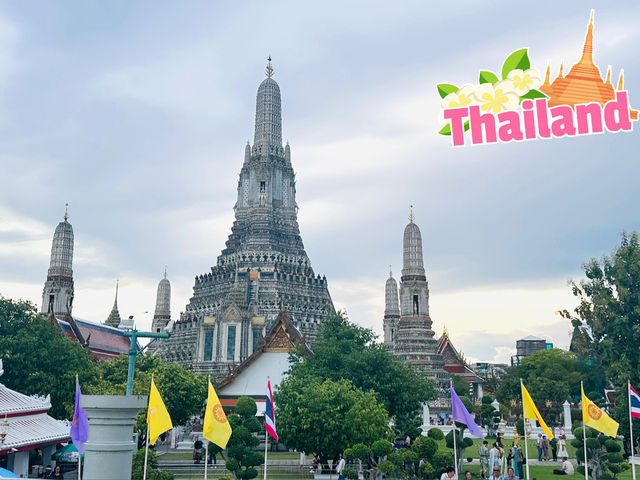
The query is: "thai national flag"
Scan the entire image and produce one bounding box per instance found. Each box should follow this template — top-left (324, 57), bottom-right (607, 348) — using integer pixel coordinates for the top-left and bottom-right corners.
top-left (266, 379), bottom-right (278, 441)
top-left (630, 384), bottom-right (640, 419)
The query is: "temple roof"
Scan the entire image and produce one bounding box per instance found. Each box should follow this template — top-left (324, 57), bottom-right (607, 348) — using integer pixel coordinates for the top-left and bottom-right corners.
top-left (57, 317), bottom-right (131, 361)
top-left (0, 382), bottom-right (51, 415)
top-left (216, 310), bottom-right (308, 390)
top-left (436, 332), bottom-right (483, 383)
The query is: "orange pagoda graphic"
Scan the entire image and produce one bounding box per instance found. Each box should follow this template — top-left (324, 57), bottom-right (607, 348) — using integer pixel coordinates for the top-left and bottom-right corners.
top-left (540, 10), bottom-right (638, 120)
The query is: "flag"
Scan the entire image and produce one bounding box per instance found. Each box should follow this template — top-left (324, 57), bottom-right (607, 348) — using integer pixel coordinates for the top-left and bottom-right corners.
top-left (630, 384), bottom-right (640, 419)
top-left (70, 376), bottom-right (89, 454)
top-left (203, 379), bottom-right (232, 449)
top-left (265, 379), bottom-right (278, 441)
top-left (521, 381), bottom-right (554, 440)
top-left (582, 384), bottom-right (618, 437)
top-left (450, 386), bottom-right (484, 438)
top-left (147, 378), bottom-right (173, 445)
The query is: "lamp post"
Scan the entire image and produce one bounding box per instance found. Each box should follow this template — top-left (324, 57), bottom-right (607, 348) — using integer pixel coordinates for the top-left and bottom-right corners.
top-left (122, 326), bottom-right (170, 395)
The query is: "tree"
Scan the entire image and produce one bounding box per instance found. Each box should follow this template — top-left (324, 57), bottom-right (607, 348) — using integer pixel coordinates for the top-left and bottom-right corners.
top-left (571, 427), bottom-right (628, 480)
top-left (496, 349), bottom-right (597, 406)
top-left (226, 397), bottom-right (263, 480)
top-left (287, 312), bottom-right (436, 435)
top-left (560, 232), bottom-right (640, 387)
top-left (0, 296), bottom-right (98, 418)
top-left (451, 374), bottom-right (470, 397)
top-left (131, 448), bottom-right (174, 480)
top-left (274, 377), bottom-right (390, 462)
top-left (345, 440), bottom-right (393, 479)
top-left (478, 396), bottom-right (500, 437)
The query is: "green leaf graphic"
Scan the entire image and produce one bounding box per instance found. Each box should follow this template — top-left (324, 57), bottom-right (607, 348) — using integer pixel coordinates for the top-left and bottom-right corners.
top-left (438, 121), bottom-right (470, 137)
top-left (437, 84), bottom-right (458, 99)
top-left (479, 70), bottom-right (499, 85)
top-left (501, 48), bottom-right (530, 79)
top-left (520, 89), bottom-right (548, 102)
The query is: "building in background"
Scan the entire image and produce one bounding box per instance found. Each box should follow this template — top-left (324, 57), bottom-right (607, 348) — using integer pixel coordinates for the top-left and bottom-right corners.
top-left (510, 335), bottom-right (553, 365)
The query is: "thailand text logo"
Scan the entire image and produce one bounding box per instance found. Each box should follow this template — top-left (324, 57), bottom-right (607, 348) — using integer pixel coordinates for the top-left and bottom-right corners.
top-left (437, 10), bottom-right (638, 147)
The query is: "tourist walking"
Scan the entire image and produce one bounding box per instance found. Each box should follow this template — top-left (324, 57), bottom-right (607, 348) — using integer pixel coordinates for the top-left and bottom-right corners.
top-left (536, 434), bottom-right (542, 461)
top-left (336, 453), bottom-right (346, 480)
top-left (541, 435), bottom-right (549, 461)
top-left (558, 435), bottom-right (568, 461)
top-left (479, 440), bottom-right (490, 478)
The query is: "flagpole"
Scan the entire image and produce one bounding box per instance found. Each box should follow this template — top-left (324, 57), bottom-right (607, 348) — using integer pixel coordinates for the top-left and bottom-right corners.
top-left (520, 379), bottom-right (530, 480)
top-left (78, 453), bottom-right (82, 480)
top-left (450, 380), bottom-right (458, 477)
top-left (629, 380), bottom-right (636, 480)
top-left (206, 374), bottom-right (211, 480)
top-left (582, 382), bottom-right (589, 480)
top-left (143, 422), bottom-right (150, 480)
top-left (264, 428), bottom-right (269, 480)
top-left (205, 440), bottom-right (209, 480)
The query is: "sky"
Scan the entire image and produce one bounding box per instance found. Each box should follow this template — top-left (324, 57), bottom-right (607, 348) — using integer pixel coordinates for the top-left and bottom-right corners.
top-left (0, 1), bottom-right (639, 365)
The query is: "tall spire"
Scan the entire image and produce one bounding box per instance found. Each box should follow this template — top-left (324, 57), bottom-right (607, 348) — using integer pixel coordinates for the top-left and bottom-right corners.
top-left (253, 56), bottom-right (282, 149)
top-left (64, 203), bottom-right (69, 221)
top-left (105, 281), bottom-right (122, 328)
top-left (579, 9), bottom-right (595, 64)
top-left (152, 271), bottom-right (171, 333)
top-left (42, 209), bottom-right (75, 317)
top-left (402, 211), bottom-right (426, 279)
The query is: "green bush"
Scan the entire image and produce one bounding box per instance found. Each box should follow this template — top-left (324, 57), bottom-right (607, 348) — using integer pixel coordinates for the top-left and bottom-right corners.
top-left (431, 450), bottom-right (454, 475)
top-left (428, 428), bottom-right (445, 441)
top-left (378, 460), bottom-right (395, 474)
top-left (372, 439), bottom-right (393, 457)
top-left (343, 467), bottom-right (358, 480)
top-left (419, 461), bottom-right (435, 479)
top-left (413, 436), bottom-right (438, 461)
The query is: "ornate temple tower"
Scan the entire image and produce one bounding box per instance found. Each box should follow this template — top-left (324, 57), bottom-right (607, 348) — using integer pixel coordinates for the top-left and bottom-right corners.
top-left (41, 207), bottom-right (75, 318)
top-left (105, 281), bottom-right (122, 328)
top-left (383, 269), bottom-right (400, 348)
top-left (151, 270), bottom-right (171, 333)
top-left (156, 59), bottom-right (334, 376)
top-left (393, 212), bottom-right (447, 385)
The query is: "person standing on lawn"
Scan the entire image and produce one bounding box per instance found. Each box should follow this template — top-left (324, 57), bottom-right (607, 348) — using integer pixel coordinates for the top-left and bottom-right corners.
top-left (541, 435), bottom-right (549, 461)
top-left (558, 435), bottom-right (568, 461)
top-left (536, 434), bottom-right (542, 461)
top-left (479, 440), bottom-right (490, 478)
top-left (550, 436), bottom-right (558, 461)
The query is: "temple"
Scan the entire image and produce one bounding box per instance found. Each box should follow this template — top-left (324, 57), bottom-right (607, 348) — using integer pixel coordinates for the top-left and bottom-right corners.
top-left (383, 211), bottom-right (482, 399)
top-left (539, 10), bottom-right (638, 119)
top-left (155, 59), bottom-right (334, 377)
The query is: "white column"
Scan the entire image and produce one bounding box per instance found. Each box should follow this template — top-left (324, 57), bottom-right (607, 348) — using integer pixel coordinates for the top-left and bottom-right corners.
top-left (492, 399), bottom-right (500, 411)
top-left (81, 394), bottom-right (147, 480)
top-left (422, 403), bottom-right (430, 429)
top-left (563, 401), bottom-right (572, 430)
top-left (12, 450), bottom-right (29, 478)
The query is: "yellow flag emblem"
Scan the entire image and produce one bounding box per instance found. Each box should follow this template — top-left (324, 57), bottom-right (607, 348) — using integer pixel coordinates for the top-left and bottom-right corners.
top-left (581, 384), bottom-right (618, 437)
top-left (521, 381), bottom-right (554, 440)
top-left (147, 378), bottom-right (173, 445)
top-left (203, 380), bottom-right (232, 449)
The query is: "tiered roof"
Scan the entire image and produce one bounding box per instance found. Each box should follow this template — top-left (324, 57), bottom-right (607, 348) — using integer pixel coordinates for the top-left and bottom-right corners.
top-left (57, 317), bottom-right (131, 361)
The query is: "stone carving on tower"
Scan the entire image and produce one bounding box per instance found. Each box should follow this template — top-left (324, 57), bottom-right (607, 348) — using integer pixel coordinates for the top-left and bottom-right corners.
top-left (41, 206), bottom-right (75, 319)
top-left (151, 269), bottom-right (171, 333)
top-left (383, 268), bottom-right (400, 348)
top-left (156, 59), bottom-right (334, 376)
top-left (385, 210), bottom-right (448, 387)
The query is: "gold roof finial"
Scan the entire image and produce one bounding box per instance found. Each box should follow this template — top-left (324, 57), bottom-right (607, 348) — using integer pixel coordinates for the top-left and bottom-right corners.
top-left (63, 203), bottom-right (69, 221)
top-left (389, 265), bottom-right (393, 278)
top-left (443, 324), bottom-right (448, 336)
top-left (558, 61), bottom-right (564, 78)
top-left (543, 62), bottom-right (550, 86)
top-left (605, 66), bottom-right (612, 86)
top-left (580, 10), bottom-right (595, 64)
top-left (617, 69), bottom-right (624, 90)
top-left (266, 55), bottom-right (274, 78)
top-left (409, 205), bottom-right (414, 223)
top-left (164, 266), bottom-right (167, 279)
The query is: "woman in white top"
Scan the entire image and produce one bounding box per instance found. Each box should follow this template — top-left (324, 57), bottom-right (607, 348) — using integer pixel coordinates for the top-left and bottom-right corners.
top-left (489, 443), bottom-right (501, 471)
top-left (558, 436), bottom-right (569, 460)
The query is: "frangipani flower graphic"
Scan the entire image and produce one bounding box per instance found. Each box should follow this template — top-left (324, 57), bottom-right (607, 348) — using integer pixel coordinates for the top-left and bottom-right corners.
top-left (440, 84), bottom-right (476, 124)
top-left (472, 80), bottom-right (519, 114)
top-left (507, 68), bottom-right (542, 95)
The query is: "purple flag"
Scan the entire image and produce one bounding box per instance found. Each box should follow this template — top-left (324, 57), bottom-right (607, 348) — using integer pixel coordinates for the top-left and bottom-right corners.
top-left (450, 386), bottom-right (484, 438)
top-left (70, 378), bottom-right (89, 453)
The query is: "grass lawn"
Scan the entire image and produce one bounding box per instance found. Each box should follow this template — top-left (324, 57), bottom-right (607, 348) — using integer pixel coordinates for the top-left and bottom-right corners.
top-left (461, 463), bottom-right (634, 480)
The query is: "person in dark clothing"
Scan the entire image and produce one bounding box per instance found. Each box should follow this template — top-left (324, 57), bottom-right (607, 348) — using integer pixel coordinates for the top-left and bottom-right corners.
top-left (550, 437), bottom-right (558, 461)
top-left (51, 465), bottom-right (64, 479)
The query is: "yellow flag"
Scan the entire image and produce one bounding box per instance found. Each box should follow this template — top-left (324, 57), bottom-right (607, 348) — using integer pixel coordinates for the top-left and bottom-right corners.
top-left (147, 378), bottom-right (173, 445)
top-left (521, 381), bottom-right (554, 440)
top-left (582, 384), bottom-right (618, 437)
top-left (203, 380), bottom-right (232, 449)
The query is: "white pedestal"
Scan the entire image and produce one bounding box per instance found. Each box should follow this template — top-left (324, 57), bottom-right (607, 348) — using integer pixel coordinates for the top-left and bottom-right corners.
top-left (81, 394), bottom-right (147, 480)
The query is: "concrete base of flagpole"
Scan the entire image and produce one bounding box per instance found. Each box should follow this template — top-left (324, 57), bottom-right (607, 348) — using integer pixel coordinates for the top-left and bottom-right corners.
top-left (80, 395), bottom-right (148, 480)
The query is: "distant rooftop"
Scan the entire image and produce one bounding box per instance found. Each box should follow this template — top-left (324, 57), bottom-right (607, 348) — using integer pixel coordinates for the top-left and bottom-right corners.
top-left (519, 335), bottom-right (545, 341)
